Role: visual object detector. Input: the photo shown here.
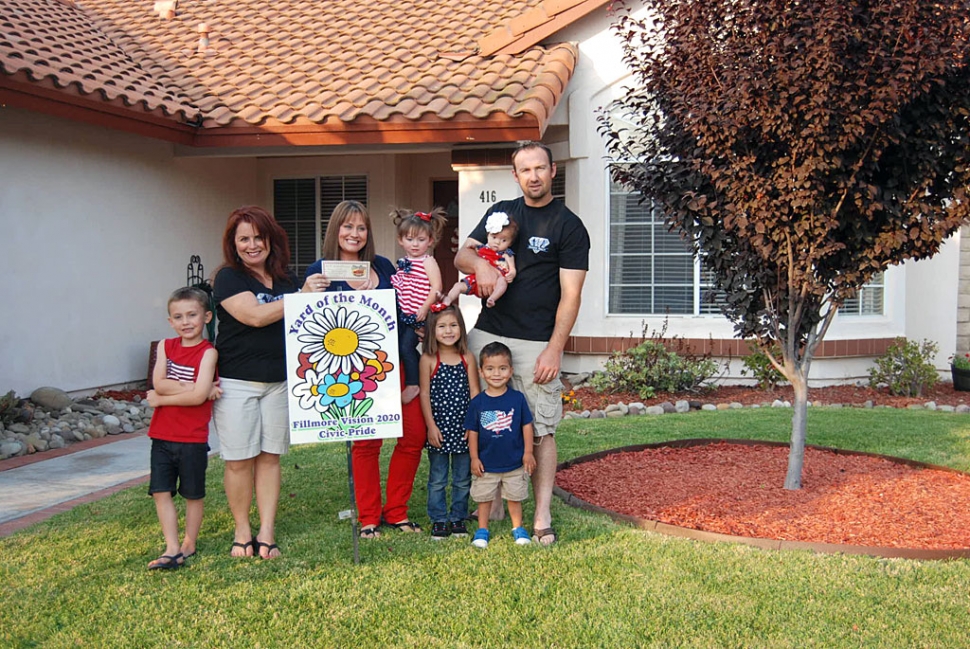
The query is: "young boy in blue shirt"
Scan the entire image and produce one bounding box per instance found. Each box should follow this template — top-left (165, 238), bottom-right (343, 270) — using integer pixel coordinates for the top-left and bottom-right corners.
top-left (464, 341), bottom-right (536, 548)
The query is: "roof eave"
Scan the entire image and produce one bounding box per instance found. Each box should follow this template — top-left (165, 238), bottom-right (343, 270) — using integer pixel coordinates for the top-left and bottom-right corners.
top-left (190, 113), bottom-right (543, 147)
top-left (0, 75), bottom-right (197, 145)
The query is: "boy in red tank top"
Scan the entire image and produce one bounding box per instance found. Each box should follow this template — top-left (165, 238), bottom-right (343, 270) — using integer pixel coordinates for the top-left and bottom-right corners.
top-left (145, 287), bottom-right (220, 570)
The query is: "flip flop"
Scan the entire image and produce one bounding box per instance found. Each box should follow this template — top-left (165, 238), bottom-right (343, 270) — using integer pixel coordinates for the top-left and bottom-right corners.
top-left (148, 553), bottom-right (183, 570)
top-left (385, 520), bottom-right (422, 533)
top-left (229, 539), bottom-right (254, 558)
top-left (532, 527), bottom-right (558, 546)
top-left (254, 538), bottom-right (281, 560)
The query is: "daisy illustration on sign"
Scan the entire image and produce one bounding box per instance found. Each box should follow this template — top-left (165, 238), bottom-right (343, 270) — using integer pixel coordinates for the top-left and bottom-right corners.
top-left (284, 290), bottom-right (403, 444)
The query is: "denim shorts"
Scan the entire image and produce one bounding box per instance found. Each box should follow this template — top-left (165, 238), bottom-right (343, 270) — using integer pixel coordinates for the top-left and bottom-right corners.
top-left (148, 439), bottom-right (209, 500)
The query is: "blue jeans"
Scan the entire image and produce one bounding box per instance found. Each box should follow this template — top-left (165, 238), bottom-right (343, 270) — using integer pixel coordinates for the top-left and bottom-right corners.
top-left (426, 451), bottom-right (471, 523)
top-left (399, 324), bottom-right (420, 387)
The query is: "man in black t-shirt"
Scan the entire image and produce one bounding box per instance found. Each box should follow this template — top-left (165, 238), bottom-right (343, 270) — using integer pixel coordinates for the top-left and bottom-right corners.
top-left (456, 141), bottom-right (590, 546)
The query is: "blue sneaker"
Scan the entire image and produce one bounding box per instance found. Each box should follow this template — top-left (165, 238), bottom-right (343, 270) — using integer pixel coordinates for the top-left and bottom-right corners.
top-left (472, 528), bottom-right (490, 548)
top-left (512, 526), bottom-right (532, 545)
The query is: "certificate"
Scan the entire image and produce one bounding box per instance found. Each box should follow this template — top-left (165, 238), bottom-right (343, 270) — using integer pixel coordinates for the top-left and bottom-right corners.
top-left (322, 261), bottom-right (370, 281)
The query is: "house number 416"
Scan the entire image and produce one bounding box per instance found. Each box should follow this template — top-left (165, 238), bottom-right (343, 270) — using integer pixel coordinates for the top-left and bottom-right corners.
top-left (479, 190), bottom-right (497, 203)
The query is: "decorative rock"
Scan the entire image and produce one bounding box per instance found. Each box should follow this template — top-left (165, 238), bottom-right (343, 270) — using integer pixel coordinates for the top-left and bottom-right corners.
top-left (688, 400), bottom-right (702, 410)
top-left (8, 423), bottom-right (30, 435)
top-left (924, 402), bottom-right (937, 411)
top-left (730, 402), bottom-right (743, 409)
top-left (771, 400), bottom-right (786, 408)
top-left (941, 405), bottom-right (955, 413)
top-left (716, 403), bottom-right (730, 410)
top-left (29, 386), bottom-right (74, 411)
top-left (49, 434), bottom-right (65, 449)
top-left (628, 404), bottom-right (644, 416)
top-left (128, 407), bottom-right (141, 417)
top-left (605, 403), bottom-right (628, 416)
top-left (102, 414), bottom-right (121, 427)
top-left (645, 405), bottom-right (666, 415)
top-left (701, 404), bottom-right (718, 411)
top-left (674, 400), bottom-right (690, 413)
top-left (957, 405), bottom-right (970, 413)
top-left (122, 424), bottom-right (135, 433)
top-left (106, 425), bottom-right (124, 435)
top-left (660, 402), bottom-right (676, 414)
top-left (0, 441), bottom-right (24, 459)
top-left (907, 404), bottom-right (923, 410)
top-left (829, 403), bottom-right (843, 409)
top-left (864, 400), bottom-right (874, 409)
top-left (85, 427), bottom-right (106, 439)
top-left (590, 410), bottom-right (606, 419)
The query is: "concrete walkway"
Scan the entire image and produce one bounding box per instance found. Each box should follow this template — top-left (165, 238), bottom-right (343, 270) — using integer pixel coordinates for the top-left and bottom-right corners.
top-left (0, 433), bottom-right (219, 537)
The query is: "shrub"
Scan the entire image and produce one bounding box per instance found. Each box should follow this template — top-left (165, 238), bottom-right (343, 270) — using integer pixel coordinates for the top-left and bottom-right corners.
top-left (740, 341), bottom-right (786, 390)
top-left (868, 337), bottom-right (939, 397)
top-left (589, 321), bottom-right (722, 399)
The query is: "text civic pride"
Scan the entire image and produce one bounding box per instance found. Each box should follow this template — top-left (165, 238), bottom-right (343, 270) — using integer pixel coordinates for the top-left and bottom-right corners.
top-left (283, 289), bottom-right (402, 444)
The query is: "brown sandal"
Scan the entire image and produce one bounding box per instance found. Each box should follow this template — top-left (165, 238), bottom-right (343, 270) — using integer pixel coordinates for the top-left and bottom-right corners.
top-left (532, 527), bottom-right (558, 545)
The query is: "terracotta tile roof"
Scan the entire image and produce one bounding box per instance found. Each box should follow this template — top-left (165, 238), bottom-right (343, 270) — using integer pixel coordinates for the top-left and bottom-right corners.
top-left (0, 0), bottom-right (199, 120)
top-left (0, 0), bottom-right (585, 145)
top-left (478, 0), bottom-right (613, 56)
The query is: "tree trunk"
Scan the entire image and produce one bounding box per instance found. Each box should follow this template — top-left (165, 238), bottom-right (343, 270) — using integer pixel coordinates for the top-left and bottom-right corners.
top-left (784, 371), bottom-right (810, 490)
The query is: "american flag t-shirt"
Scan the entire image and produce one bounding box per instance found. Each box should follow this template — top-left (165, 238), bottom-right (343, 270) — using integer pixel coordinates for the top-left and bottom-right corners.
top-left (166, 358), bottom-right (197, 382)
top-left (481, 408), bottom-right (514, 434)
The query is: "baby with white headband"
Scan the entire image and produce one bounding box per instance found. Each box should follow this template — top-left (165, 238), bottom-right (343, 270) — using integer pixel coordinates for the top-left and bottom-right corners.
top-left (444, 212), bottom-right (518, 308)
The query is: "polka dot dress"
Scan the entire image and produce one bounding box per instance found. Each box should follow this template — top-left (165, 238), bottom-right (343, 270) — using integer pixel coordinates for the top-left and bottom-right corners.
top-left (426, 355), bottom-right (471, 454)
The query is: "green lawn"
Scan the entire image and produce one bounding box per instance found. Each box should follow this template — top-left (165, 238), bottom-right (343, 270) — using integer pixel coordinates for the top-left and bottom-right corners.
top-left (3, 408), bottom-right (970, 647)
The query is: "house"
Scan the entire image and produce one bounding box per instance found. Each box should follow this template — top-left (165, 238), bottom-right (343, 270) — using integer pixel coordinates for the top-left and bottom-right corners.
top-left (1, 0), bottom-right (964, 395)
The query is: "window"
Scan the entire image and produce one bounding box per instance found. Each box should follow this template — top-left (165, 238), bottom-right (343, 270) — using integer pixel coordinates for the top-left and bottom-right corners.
top-left (840, 272), bottom-right (884, 316)
top-left (608, 175), bottom-right (721, 315)
top-left (552, 166), bottom-right (566, 201)
top-left (273, 176), bottom-right (367, 278)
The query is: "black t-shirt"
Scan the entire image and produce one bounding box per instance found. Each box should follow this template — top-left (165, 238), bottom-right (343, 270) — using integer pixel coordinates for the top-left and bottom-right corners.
top-left (213, 266), bottom-right (298, 382)
top-left (469, 197), bottom-right (590, 341)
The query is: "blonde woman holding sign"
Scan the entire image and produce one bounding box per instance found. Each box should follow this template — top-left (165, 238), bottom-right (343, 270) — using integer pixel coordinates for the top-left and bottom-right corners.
top-left (305, 200), bottom-right (427, 539)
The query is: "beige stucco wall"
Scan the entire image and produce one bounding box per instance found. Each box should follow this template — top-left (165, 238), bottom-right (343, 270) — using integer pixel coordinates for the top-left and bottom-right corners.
top-left (0, 107), bottom-right (256, 394)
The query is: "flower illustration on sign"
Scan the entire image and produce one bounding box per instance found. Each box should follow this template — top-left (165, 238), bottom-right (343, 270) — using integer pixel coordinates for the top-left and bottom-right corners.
top-left (292, 305), bottom-right (392, 429)
top-left (365, 349), bottom-right (394, 381)
top-left (297, 306), bottom-right (383, 374)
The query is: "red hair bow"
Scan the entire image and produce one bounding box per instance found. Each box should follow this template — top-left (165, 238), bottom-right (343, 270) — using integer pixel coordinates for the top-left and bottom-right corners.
top-left (430, 302), bottom-right (448, 313)
top-left (415, 212), bottom-right (432, 222)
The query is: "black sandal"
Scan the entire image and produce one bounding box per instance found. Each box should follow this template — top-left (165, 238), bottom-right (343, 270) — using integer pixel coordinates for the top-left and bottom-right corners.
top-left (229, 538), bottom-right (255, 558)
top-left (359, 526), bottom-right (381, 539)
top-left (148, 553), bottom-right (183, 570)
top-left (254, 538), bottom-right (281, 559)
top-left (385, 520), bottom-right (422, 533)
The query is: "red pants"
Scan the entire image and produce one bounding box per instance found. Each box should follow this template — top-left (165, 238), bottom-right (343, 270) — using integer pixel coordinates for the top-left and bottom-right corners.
top-left (351, 394), bottom-right (426, 527)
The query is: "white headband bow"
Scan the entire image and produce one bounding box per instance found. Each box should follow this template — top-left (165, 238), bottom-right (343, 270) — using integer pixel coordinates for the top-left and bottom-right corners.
top-left (485, 212), bottom-right (510, 234)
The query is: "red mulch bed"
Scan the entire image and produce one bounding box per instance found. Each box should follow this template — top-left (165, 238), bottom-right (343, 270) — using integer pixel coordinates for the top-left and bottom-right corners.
top-left (557, 443), bottom-right (970, 550)
top-left (558, 383), bottom-right (970, 551)
top-left (565, 382), bottom-right (970, 412)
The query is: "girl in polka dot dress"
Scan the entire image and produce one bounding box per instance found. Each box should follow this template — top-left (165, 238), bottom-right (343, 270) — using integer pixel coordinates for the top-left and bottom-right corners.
top-left (419, 303), bottom-right (480, 539)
